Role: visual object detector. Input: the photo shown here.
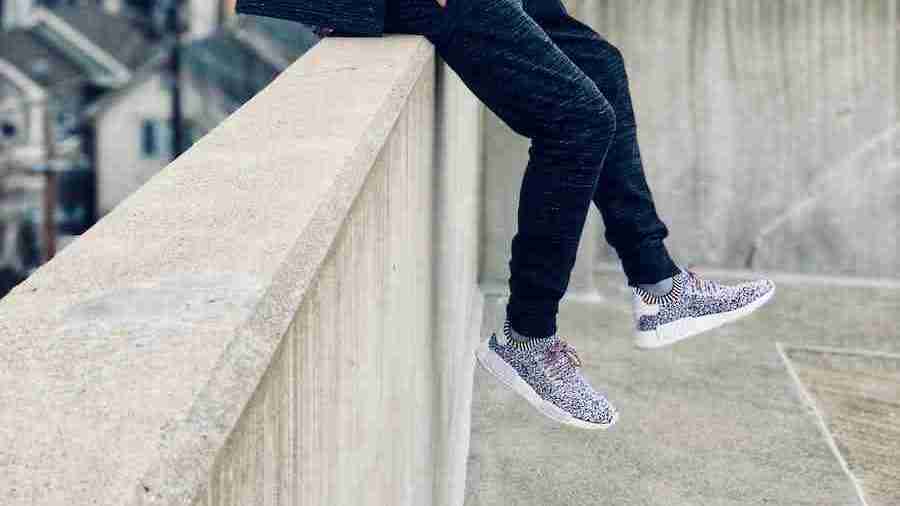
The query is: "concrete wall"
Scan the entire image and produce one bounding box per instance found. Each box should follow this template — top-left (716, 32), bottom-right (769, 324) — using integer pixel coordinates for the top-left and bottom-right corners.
top-left (0, 34), bottom-right (483, 506)
top-left (482, 0), bottom-right (900, 288)
top-left (431, 44), bottom-right (485, 506)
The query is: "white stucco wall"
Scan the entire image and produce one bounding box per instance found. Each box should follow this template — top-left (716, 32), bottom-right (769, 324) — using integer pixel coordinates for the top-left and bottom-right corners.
top-left (482, 0), bottom-right (900, 285)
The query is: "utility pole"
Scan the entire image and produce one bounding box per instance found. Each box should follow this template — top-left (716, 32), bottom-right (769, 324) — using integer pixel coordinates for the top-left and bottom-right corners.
top-left (167, 0), bottom-right (187, 160)
top-left (0, 143), bottom-right (7, 234)
top-left (41, 101), bottom-right (57, 263)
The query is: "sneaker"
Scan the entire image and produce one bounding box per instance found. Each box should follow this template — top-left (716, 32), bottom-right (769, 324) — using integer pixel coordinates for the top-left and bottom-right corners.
top-left (632, 267), bottom-right (776, 349)
top-left (475, 321), bottom-right (618, 430)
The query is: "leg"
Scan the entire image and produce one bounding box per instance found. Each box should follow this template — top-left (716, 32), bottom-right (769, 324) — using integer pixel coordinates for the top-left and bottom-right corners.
top-left (521, 2), bottom-right (777, 350)
top-left (402, 0), bottom-right (618, 339)
top-left (525, 1), bottom-right (681, 287)
top-left (386, 0), bottom-right (620, 428)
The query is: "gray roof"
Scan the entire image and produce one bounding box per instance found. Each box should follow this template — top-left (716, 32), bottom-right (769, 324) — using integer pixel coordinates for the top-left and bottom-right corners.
top-left (0, 28), bottom-right (87, 89)
top-left (49, 4), bottom-right (158, 71)
top-left (86, 21), bottom-right (308, 119)
top-left (183, 27), bottom-right (284, 107)
top-left (234, 14), bottom-right (317, 64)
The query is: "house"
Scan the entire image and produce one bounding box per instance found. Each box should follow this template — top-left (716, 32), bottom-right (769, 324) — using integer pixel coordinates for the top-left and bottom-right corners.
top-left (0, 2), bottom-right (316, 291)
top-left (0, 4), bottom-right (160, 275)
top-left (0, 16), bottom-right (93, 172)
top-left (4, 0), bottom-right (227, 39)
top-left (84, 13), bottom-right (316, 217)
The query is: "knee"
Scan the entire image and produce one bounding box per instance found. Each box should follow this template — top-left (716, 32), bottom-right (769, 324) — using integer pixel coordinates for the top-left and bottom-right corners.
top-left (532, 77), bottom-right (617, 166)
top-left (535, 90), bottom-right (616, 172)
top-left (553, 76), bottom-right (617, 134)
top-left (586, 93), bottom-right (617, 137)
top-left (570, 91), bottom-right (617, 158)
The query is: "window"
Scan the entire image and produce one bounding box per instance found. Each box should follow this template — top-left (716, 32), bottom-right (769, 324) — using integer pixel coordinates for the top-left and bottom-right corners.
top-left (141, 119), bottom-right (159, 157)
top-left (1, 121), bottom-right (16, 139)
top-left (140, 118), bottom-right (174, 159)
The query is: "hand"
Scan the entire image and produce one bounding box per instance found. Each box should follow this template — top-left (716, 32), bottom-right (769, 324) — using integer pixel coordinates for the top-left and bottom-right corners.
top-left (435, 0), bottom-right (447, 6)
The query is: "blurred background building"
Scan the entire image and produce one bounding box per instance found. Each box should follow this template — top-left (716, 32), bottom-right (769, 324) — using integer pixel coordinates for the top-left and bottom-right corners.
top-left (0, 0), bottom-right (317, 296)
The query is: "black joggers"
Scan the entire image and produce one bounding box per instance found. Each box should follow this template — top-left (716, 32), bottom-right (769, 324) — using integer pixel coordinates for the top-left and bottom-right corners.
top-left (382, 0), bottom-right (680, 338)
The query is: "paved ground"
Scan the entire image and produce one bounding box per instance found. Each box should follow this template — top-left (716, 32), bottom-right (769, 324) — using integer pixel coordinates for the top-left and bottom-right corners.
top-left (465, 267), bottom-right (900, 505)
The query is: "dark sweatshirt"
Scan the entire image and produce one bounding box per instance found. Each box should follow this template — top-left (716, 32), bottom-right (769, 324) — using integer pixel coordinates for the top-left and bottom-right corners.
top-left (235, 0), bottom-right (386, 37)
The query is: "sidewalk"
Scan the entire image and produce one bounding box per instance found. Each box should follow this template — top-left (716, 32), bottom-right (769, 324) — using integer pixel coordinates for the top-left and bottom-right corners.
top-left (466, 267), bottom-right (900, 505)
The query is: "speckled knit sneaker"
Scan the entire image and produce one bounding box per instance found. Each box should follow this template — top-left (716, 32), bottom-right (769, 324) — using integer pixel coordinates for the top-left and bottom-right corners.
top-left (632, 267), bottom-right (776, 349)
top-left (475, 321), bottom-right (618, 430)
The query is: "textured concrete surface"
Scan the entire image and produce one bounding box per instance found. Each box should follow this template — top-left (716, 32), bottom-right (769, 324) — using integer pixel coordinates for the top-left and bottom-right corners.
top-left (1, 34), bottom-right (484, 506)
top-left (195, 41), bottom-right (485, 506)
top-left (782, 346), bottom-right (900, 506)
top-left (584, 0), bottom-right (900, 278)
top-left (431, 45), bottom-right (488, 506)
top-left (466, 266), bottom-right (900, 505)
top-left (482, 0), bottom-right (900, 288)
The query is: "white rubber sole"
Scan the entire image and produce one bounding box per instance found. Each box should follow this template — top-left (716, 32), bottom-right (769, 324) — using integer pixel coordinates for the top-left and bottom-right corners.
top-left (634, 284), bottom-right (776, 349)
top-left (474, 339), bottom-right (618, 430)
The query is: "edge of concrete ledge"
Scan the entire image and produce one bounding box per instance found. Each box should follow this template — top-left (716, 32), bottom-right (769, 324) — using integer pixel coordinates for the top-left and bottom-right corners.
top-left (132, 37), bottom-right (437, 506)
top-left (0, 35), bottom-right (438, 506)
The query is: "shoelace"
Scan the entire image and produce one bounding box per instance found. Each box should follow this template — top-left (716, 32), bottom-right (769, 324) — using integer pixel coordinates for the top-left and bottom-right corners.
top-left (543, 338), bottom-right (582, 381)
top-left (685, 265), bottom-right (725, 296)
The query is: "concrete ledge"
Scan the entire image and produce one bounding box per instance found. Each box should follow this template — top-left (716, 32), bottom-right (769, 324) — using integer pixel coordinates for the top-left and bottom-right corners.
top-left (1, 34), bottom-right (482, 505)
top-left (779, 344), bottom-right (900, 506)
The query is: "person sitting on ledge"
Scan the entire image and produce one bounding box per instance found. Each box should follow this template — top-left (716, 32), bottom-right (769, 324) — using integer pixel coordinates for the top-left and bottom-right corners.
top-left (235, 0), bottom-right (776, 430)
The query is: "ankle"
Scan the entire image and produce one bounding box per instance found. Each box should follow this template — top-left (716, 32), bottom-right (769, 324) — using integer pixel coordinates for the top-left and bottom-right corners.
top-left (502, 319), bottom-right (555, 350)
top-left (638, 275), bottom-right (674, 296)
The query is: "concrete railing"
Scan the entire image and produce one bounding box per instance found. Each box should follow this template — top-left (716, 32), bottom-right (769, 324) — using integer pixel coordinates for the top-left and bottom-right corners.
top-left (0, 34), bottom-right (484, 506)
